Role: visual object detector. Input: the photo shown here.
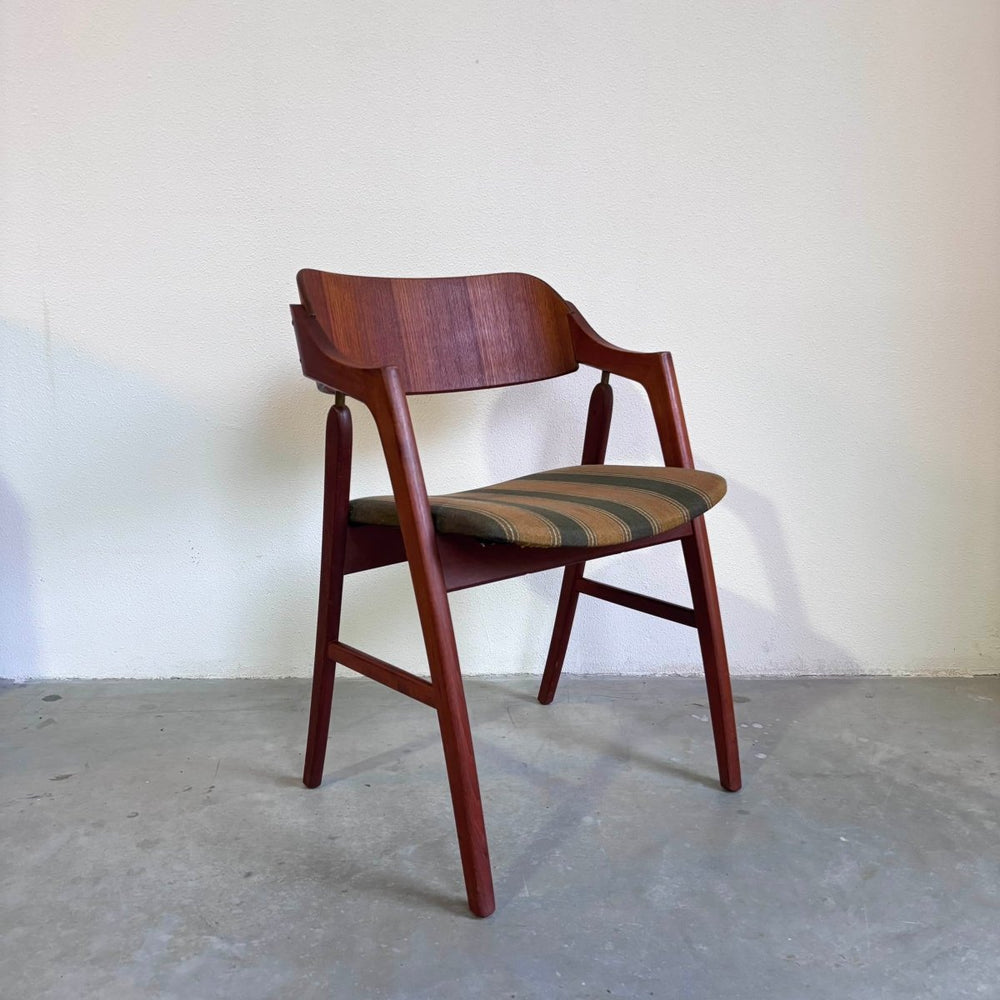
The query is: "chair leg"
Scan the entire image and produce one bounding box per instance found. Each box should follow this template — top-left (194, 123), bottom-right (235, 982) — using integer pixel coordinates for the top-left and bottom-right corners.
top-left (538, 377), bottom-right (612, 705)
top-left (302, 555), bottom-right (345, 787)
top-left (303, 651), bottom-right (337, 788)
top-left (682, 518), bottom-right (741, 792)
top-left (434, 656), bottom-right (495, 917)
top-left (412, 575), bottom-right (494, 916)
top-left (303, 403), bottom-right (352, 789)
top-left (537, 562), bottom-right (585, 704)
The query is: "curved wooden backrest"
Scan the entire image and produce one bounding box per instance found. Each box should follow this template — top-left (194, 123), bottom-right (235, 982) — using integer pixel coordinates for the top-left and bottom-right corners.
top-left (297, 270), bottom-right (577, 394)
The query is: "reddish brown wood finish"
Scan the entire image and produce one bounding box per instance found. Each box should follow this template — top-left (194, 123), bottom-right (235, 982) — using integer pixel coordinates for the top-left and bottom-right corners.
top-left (439, 524), bottom-right (693, 592)
top-left (302, 402), bottom-right (352, 789)
top-left (558, 302), bottom-right (742, 789)
top-left (342, 520), bottom-right (694, 590)
top-left (296, 270), bottom-right (576, 394)
top-left (292, 271), bottom-right (741, 918)
top-left (576, 578), bottom-right (698, 628)
top-left (568, 303), bottom-right (690, 467)
top-left (329, 641), bottom-right (438, 708)
top-left (683, 519), bottom-right (742, 791)
top-left (371, 366), bottom-right (495, 917)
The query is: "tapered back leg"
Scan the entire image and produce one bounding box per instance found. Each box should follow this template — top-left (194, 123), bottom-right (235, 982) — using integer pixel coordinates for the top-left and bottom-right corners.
top-left (303, 403), bottom-right (352, 789)
top-left (537, 377), bottom-right (614, 704)
top-left (537, 565), bottom-right (585, 705)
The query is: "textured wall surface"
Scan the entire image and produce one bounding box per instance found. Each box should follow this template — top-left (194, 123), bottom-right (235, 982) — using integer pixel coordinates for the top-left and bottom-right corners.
top-left (2, 1), bottom-right (998, 679)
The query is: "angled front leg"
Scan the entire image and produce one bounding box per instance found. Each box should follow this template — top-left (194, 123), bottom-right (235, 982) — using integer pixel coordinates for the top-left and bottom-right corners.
top-left (371, 369), bottom-right (495, 917)
top-left (420, 577), bottom-right (495, 916)
top-left (570, 309), bottom-right (742, 790)
top-left (303, 401), bottom-right (353, 788)
top-left (644, 355), bottom-right (741, 792)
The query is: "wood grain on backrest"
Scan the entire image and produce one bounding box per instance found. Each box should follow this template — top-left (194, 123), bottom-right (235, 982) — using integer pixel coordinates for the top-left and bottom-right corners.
top-left (297, 270), bottom-right (577, 394)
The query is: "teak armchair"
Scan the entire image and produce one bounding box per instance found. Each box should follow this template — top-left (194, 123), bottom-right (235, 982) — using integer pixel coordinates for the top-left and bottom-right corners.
top-left (290, 270), bottom-right (740, 917)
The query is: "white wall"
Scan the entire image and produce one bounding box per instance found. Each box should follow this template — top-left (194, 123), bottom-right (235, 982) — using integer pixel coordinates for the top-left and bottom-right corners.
top-left (2, 0), bottom-right (998, 680)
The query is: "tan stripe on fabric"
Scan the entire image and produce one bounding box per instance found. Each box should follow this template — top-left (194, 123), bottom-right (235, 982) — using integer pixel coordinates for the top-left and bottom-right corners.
top-left (479, 479), bottom-right (687, 530)
top-left (530, 465), bottom-right (721, 506)
top-left (429, 497), bottom-right (563, 546)
top-left (523, 466), bottom-right (721, 507)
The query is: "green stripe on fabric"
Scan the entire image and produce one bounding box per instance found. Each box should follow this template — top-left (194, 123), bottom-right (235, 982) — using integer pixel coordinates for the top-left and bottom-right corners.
top-left (427, 501), bottom-right (520, 543)
top-left (519, 471), bottom-right (714, 509)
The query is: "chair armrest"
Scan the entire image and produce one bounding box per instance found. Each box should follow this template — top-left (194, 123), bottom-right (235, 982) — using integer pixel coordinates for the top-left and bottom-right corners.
top-left (290, 304), bottom-right (384, 400)
top-left (291, 303), bottom-right (441, 546)
top-left (567, 302), bottom-right (671, 385)
top-left (567, 302), bottom-right (694, 469)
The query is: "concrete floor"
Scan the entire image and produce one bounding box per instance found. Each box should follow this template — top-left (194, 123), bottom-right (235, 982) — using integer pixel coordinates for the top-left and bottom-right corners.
top-left (1, 675), bottom-right (998, 1000)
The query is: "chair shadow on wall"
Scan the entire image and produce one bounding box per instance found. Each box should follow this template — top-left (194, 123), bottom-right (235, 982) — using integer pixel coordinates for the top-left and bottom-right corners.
top-left (472, 372), bottom-right (861, 904)
top-left (475, 368), bottom-right (861, 680)
top-left (250, 367), bottom-right (860, 912)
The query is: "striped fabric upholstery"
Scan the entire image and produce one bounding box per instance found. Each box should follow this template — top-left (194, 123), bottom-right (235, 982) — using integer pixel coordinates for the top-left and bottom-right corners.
top-left (350, 465), bottom-right (726, 549)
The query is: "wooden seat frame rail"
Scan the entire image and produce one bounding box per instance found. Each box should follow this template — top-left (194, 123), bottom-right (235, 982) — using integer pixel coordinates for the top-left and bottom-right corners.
top-left (291, 293), bottom-right (741, 919)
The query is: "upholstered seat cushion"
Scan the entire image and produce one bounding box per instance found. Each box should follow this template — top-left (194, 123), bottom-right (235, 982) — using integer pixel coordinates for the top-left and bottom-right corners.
top-left (349, 465), bottom-right (726, 549)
